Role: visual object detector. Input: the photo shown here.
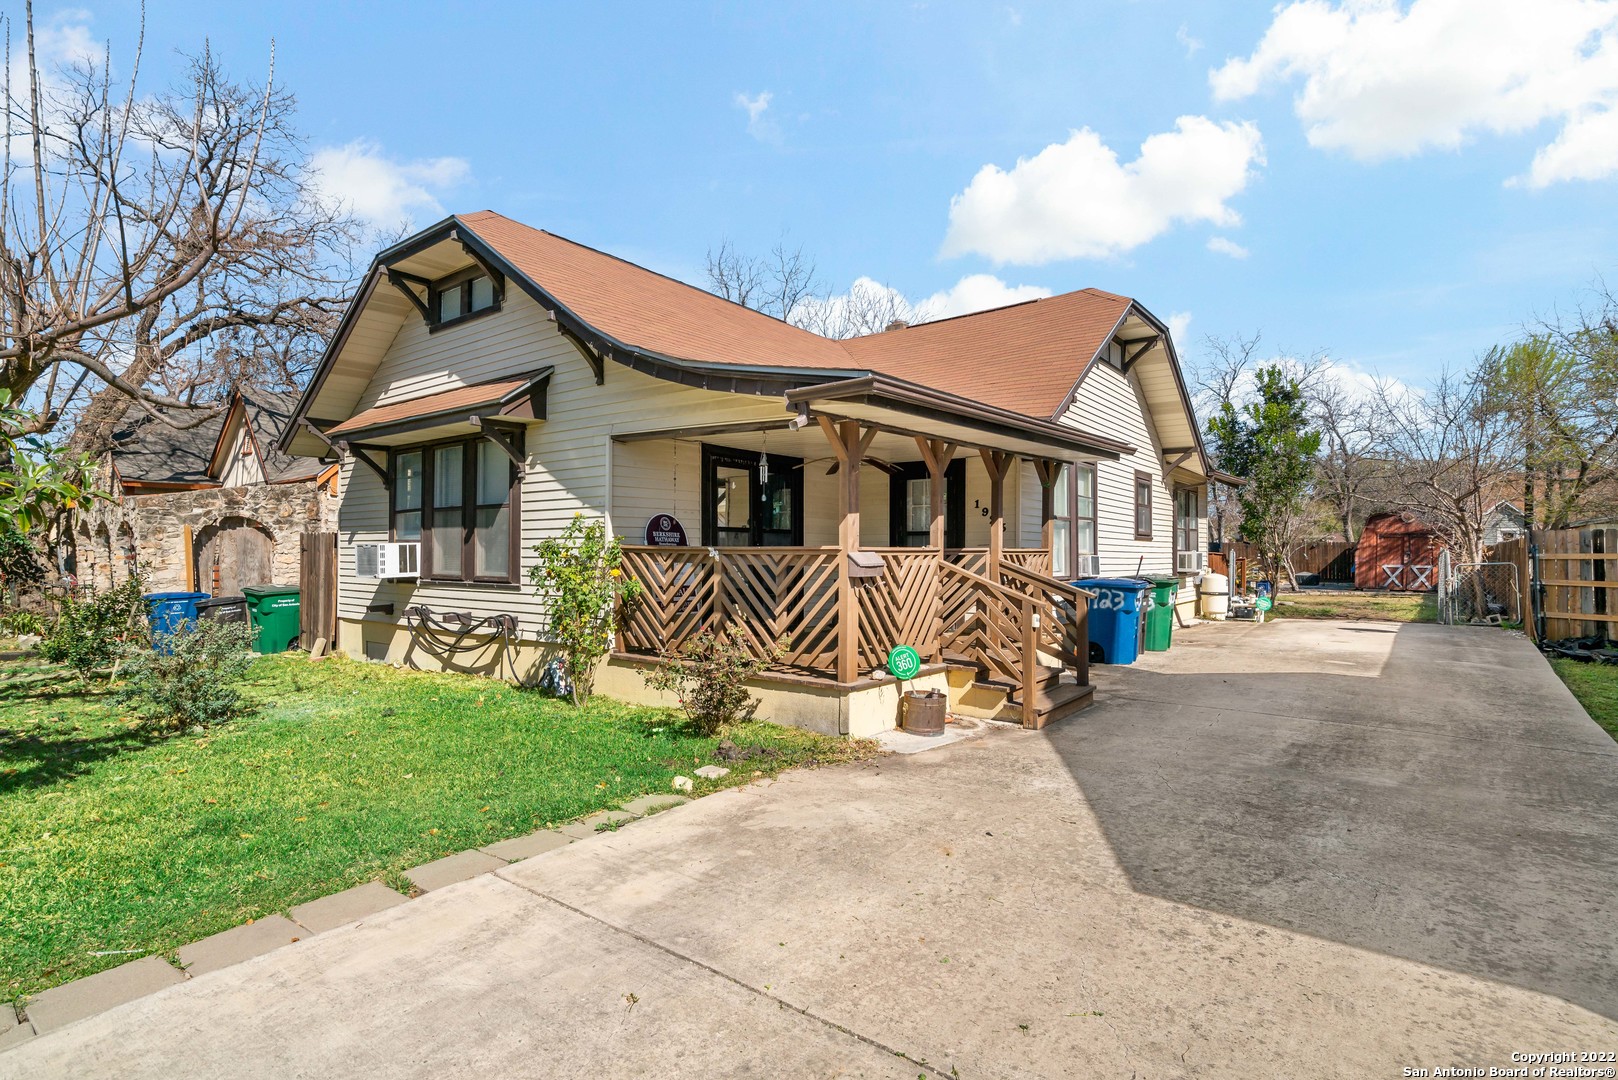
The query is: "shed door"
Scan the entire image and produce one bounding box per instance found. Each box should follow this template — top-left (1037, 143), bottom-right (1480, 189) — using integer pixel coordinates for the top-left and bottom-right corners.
top-left (195, 517), bottom-right (274, 596)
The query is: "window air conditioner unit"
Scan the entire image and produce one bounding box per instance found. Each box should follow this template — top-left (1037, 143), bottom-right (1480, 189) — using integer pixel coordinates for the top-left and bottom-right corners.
top-left (1072, 554), bottom-right (1100, 578)
top-left (1175, 550), bottom-right (1204, 574)
top-left (355, 541), bottom-right (420, 581)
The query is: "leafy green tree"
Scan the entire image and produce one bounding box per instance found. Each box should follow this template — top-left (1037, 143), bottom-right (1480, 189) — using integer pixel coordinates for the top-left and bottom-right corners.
top-left (1207, 365), bottom-right (1323, 589)
top-left (528, 514), bottom-right (643, 706)
top-left (0, 391), bottom-right (101, 531)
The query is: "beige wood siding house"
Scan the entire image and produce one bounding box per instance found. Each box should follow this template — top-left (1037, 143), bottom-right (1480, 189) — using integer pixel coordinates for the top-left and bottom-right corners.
top-left (282, 212), bottom-right (1219, 735)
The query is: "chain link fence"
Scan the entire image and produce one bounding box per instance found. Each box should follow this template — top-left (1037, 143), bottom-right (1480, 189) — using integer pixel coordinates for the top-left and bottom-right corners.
top-left (1437, 553), bottom-right (1523, 626)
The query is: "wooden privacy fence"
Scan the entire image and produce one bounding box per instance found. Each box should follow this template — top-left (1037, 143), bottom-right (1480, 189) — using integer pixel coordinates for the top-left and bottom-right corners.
top-left (299, 531), bottom-right (338, 652)
top-left (1529, 527), bottom-right (1618, 642)
top-left (1220, 540), bottom-right (1356, 583)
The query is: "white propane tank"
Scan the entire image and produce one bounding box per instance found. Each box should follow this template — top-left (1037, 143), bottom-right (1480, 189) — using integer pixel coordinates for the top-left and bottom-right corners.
top-left (1200, 572), bottom-right (1231, 619)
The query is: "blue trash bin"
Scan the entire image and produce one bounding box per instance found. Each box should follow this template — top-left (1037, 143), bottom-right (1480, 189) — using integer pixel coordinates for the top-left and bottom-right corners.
top-left (144, 591), bottom-right (211, 651)
top-left (1074, 578), bottom-right (1152, 665)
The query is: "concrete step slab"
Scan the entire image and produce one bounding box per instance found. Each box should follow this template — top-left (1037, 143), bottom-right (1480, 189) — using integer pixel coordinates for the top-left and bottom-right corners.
top-left (558, 810), bottom-right (637, 839)
top-left (480, 829), bottom-right (571, 863)
top-left (177, 915), bottom-right (304, 977)
top-left (404, 849), bottom-right (506, 893)
top-left (289, 882), bottom-right (408, 935)
top-left (620, 794), bottom-right (689, 816)
top-left (24, 956), bottom-right (184, 1034)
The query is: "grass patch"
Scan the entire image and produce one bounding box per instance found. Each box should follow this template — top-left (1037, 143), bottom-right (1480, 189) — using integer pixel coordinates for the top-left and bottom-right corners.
top-left (1549, 658), bottom-right (1618, 743)
top-left (1270, 591), bottom-right (1437, 624)
top-left (0, 654), bottom-right (872, 1002)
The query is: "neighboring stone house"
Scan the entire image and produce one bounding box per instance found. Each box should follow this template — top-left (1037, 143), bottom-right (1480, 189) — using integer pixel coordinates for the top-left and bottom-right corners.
top-left (74, 389), bottom-right (337, 595)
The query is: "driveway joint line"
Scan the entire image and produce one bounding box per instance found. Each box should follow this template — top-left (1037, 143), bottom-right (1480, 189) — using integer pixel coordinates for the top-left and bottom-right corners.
top-left (1098, 693), bottom-right (1618, 758)
top-left (495, 871), bottom-right (954, 1079)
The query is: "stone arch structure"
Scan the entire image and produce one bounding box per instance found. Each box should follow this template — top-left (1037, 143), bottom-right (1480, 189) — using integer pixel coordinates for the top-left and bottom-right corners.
top-left (193, 516), bottom-right (276, 596)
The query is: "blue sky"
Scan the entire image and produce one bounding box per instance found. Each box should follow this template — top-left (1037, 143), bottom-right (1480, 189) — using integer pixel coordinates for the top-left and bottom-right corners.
top-left (35, 1), bottom-right (1618, 387)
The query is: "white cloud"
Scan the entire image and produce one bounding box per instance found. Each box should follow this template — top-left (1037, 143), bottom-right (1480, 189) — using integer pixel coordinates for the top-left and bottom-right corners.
top-left (309, 140), bottom-right (470, 232)
top-left (35, 9), bottom-right (102, 68)
top-left (941, 116), bottom-right (1265, 264)
top-left (920, 274), bottom-right (1051, 318)
top-left (1167, 311), bottom-right (1193, 345)
top-left (1210, 0), bottom-right (1618, 185)
top-left (734, 91), bottom-right (781, 144)
top-left (1206, 236), bottom-right (1250, 259)
top-left (1176, 23), bottom-right (1203, 57)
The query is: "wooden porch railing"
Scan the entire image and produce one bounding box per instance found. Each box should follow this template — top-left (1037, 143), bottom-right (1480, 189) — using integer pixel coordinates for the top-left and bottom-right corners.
top-left (618, 545), bottom-right (1087, 724)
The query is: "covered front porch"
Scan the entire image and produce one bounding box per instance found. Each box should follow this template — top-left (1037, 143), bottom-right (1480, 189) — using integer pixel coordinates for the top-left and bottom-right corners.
top-left (605, 379), bottom-right (1130, 732)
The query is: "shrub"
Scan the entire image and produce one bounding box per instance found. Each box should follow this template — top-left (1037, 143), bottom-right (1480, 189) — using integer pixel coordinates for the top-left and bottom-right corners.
top-left (118, 619), bottom-right (256, 733)
top-left (38, 576), bottom-right (146, 682)
top-left (0, 609), bottom-right (48, 639)
top-left (641, 626), bottom-right (783, 736)
top-left (528, 514), bottom-right (642, 706)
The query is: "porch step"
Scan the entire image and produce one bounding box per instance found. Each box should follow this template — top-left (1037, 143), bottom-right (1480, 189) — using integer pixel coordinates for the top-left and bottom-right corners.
top-left (971, 666), bottom-right (1065, 697)
top-left (1007, 681), bottom-right (1095, 730)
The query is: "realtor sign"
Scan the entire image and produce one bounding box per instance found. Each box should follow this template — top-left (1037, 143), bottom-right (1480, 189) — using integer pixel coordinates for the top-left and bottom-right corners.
top-left (644, 514), bottom-right (689, 547)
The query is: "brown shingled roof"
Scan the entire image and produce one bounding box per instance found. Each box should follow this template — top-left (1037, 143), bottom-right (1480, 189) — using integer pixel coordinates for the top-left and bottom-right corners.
top-left (326, 374), bottom-right (534, 436)
top-left (455, 212), bottom-right (1140, 421)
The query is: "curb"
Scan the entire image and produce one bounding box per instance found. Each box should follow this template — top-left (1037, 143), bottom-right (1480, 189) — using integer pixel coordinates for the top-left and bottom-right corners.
top-left (2, 793), bottom-right (692, 1052)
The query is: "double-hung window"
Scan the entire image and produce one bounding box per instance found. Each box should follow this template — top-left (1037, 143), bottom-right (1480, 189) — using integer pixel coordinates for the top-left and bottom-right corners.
top-left (1050, 464), bottom-right (1097, 578)
top-left (1134, 472), bottom-right (1154, 541)
top-left (1174, 487), bottom-right (1201, 571)
top-left (390, 438), bottom-right (520, 582)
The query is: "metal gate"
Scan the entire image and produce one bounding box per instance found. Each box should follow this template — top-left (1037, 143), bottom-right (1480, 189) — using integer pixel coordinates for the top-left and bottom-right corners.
top-left (1437, 551), bottom-right (1523, 625)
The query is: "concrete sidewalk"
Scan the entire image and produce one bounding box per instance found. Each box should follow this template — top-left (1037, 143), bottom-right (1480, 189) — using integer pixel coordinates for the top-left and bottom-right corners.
top-left (6, 620), bottom-right (1616, 1078)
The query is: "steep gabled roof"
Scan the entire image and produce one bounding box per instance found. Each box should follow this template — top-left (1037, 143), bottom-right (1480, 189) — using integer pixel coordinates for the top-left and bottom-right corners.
top-left (113, 388), bottom-right (322, 489)
top-left (286, 211), bottom-right (1206, 468)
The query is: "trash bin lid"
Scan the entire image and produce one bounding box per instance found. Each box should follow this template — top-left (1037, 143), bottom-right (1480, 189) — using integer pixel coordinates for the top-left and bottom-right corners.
top-left (144, 590), bottom-right (211, 602)
top-left (241, 584), bottom-right (300, 598)
top-left (1149, 576), bottom-right (1181, 586)
top-left (196, 595), bottom-right (247, 608)
top-left (1075, 577), bottom-right (1152, 590)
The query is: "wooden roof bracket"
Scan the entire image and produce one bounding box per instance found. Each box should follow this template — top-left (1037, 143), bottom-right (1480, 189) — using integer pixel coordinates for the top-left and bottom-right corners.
top-left (551, 311), bottom-right (605, 385)
top-left (469, 416), bottom-right (527, 467)
top-left (459, 240), bottom-right (507, 301)
top-left (1121, 335), bottom-right (1161, 375)
top-left (1162, 447), bottom-right (1196, 474)
top-left (386, 269), bottom-right (432, 321)
top-left (302, 418), bottom-right (389, 485)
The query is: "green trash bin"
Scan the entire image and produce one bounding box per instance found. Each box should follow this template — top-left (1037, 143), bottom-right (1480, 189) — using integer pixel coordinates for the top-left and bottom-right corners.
top-left (1144, 577), bottom-right (1179, 652)
top-left (242, 584), bottom-right (301, 654)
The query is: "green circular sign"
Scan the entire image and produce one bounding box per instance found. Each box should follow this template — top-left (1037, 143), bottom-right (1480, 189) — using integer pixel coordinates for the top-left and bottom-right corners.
top-left (887, 645), bottom-right (922, 680)
top-left (1255, 595), bottom-right (1273, 612)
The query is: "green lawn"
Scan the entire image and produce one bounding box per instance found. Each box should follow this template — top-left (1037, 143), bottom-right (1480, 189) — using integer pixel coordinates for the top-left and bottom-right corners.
top-left (1271, 591), bottom-right (1438, 624)
top-left (0, 655), bottom-right (870, 1003)
top-left (1550, 658), bottom-right (1618, 743)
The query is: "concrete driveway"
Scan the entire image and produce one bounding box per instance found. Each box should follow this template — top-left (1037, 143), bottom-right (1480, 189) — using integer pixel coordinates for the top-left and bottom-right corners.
top-left (7, 620), bottom-right (1617, 1078)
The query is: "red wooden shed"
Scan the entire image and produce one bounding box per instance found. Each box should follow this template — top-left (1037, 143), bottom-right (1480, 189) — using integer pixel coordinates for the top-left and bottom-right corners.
top-left (1355, 513), bottom-right (1442, 591)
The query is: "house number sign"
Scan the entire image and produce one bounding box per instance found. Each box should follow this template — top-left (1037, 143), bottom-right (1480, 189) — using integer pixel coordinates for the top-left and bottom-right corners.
top-left (644, 514), bottom-right (689, 547)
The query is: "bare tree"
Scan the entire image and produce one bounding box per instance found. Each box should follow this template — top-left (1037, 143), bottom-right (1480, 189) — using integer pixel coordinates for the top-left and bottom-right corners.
top-left (1370, 363), bottom-right (1519, 568)
top-left (1192, 331), bottom-right (1264, 545)
top-left (704, 236), bottom-right (821, 321)
top-left (1309, 365), bottom-right (1384, 542)
top-left (0, 4), bottom-right (358, 456)
top-left (791, 277), bottom-right (934, 340)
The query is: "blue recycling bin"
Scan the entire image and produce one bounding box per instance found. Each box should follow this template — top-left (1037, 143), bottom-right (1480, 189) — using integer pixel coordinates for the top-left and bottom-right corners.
top-left (144, 591), bottom-right (211, 651)
top-left (1074, 578), bottom-right (1152, 665)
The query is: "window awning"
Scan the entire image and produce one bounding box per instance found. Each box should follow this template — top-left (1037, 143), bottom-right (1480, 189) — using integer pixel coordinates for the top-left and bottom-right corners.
top-left (318, 368), bottom-right (551, 444)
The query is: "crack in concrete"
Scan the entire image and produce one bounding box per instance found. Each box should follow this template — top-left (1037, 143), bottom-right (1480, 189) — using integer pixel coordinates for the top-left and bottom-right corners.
top-left (496, 872), bottom-right (955, 1079)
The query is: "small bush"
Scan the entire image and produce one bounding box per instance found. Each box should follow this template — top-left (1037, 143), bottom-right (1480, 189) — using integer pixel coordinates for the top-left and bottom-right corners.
top-left (38, 576), bottom-right (146, 681)
top-left (0, 609), bottom-right (48, 638)
top-left (528, 514), bottom-right (642, 706)
top-left (641, 627), bottom-right (783, 736)
top-left (118, 619), bottom-right (256, 733)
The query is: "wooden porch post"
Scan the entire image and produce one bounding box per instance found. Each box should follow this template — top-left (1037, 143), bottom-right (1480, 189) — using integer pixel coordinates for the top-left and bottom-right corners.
top-left (980, 449), bottom-right (1013, 581)
top-left (822, 416), bottom-right (875, 682)
top-left (1035, 458), bottom-right (1059, 560)
top-left (914, 437), bottom-right (958, 551)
